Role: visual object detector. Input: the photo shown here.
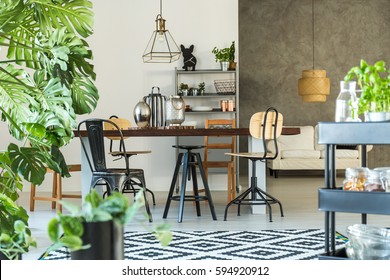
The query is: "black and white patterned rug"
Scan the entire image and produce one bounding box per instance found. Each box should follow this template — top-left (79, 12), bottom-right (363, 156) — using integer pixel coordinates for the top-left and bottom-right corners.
top-left (41, 229), bottom-right (346, 260)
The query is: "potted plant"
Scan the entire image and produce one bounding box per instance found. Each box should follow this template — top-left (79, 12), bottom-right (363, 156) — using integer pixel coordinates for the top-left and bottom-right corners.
top-left (344, 59), bottom-right (390, 121)
top-left (0, 194), bottom-right (36, 260)
top-left (0, 0), bottom-right (98, 257)
top-left (228, 41), bottom-right (237, 70)
top-left (198, 82), bottom-right (206, 95)
top-left (179, 83), bottom-right (189, 96)
top-left (212, 41), bottom-right (236, 71)
top-left (46, 189), bottom-right (171, 260)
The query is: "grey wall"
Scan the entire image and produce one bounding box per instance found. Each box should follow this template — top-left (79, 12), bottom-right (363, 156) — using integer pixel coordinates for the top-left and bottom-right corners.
top-left (239, 0), bottom-right (390, 170)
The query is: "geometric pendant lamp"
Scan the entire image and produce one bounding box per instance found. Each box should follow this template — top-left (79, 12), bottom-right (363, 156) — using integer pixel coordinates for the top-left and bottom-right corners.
top-left (142, 0), bottom-right (181, 63)
top-left (298, 0), bottom-right (330, 102)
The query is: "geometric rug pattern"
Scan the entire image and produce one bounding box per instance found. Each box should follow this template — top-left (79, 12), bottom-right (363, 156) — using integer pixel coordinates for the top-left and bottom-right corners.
top-left (41, 229), bottom-right (346, 260)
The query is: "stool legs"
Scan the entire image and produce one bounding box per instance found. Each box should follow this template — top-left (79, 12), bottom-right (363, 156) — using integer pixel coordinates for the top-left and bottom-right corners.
top-left (163, 151), bottom-right (217, 223)
top-left (195, 153), bottom-right (217, 221)
top-left (224, 159), bottom-right (284, 222)
top-left (163, 153), bottom-right (184, 219)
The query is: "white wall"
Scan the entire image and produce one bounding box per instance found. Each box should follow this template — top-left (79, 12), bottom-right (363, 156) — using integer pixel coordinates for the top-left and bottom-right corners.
top-left (1, 0), bottom-right (238, 192)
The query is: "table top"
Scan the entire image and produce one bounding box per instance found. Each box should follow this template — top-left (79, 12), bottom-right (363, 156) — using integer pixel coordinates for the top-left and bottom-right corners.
top-left (75, 127), bottom-right (300, 137)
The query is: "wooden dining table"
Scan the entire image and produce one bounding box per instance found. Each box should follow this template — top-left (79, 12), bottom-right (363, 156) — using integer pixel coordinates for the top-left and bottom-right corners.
top-left (75, 126), bottom-right (299, 138)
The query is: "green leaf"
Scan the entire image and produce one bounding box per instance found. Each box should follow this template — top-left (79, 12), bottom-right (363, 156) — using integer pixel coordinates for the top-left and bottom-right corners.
top-left (59, 235), bottom-right (84, 251)
top-left (47, 218), bottom-right (60, 242)
top-left (8, 143), bottom-right (47, 185)
top-left (32, 0), bottom-right (95, 38)
top-left (59, 215), bottom-right (84, 237)
top-left (71, 75), bottom-right (99, 114)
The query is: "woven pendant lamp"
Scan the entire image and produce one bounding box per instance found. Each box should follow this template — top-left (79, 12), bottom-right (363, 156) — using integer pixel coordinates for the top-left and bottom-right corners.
top-left (298, 0), bottom-right (330, 102)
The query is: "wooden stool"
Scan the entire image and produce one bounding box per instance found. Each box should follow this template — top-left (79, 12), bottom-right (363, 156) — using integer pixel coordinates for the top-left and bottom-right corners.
top-left (30, 164), bottom-right (82, 213)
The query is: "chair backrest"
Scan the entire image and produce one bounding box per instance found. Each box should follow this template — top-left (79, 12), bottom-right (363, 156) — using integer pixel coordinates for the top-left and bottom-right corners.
top-left (104, 115), bottom-right (131, 153)
top-left (249, 107), bottom-right (283, 160)
top-left (78, 118), bottom-right (128, 172)
top-left (204, 118), bottom-right (236, 163)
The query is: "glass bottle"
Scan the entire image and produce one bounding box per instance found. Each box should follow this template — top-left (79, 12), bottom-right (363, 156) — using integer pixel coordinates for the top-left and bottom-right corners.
top-left (335, 81), bottom-right (360, 122)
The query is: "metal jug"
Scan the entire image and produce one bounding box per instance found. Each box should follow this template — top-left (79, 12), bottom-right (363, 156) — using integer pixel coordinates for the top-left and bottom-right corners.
top-left (143, 87), bottom-right (166, 127)
top-left (166, 95), bottom-right (185, 126)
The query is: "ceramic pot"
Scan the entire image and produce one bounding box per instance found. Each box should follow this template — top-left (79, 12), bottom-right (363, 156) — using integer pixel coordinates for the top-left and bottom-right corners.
top-left (71, 221), bottom-right (124, 260)
top-left (365, 112), bottom-right (390, 122)
top-left (220, 61), bottom-right (229, 71)
top-left (133, 100), bottom-right (151, 127)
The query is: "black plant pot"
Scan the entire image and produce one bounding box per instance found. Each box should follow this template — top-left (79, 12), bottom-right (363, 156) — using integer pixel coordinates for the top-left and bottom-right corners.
top-left (0, 251), bottom-right (22, 260)
top-left (70, 220), bottom-right (124, 260)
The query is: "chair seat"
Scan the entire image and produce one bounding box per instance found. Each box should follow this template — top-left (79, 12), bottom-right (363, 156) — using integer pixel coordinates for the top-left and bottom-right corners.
top-left (110, 150), bottom-right (151, 157)
top-left (94, 168), bottom-right (144, 175)
top-left (172, 145), bottom-right (205, 150)
top-left (225, 152), bottom-right (276, 159)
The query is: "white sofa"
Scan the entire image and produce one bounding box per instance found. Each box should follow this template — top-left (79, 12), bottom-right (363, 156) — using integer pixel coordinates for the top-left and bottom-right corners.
top-left (266, 125), bottom-right (371, 178)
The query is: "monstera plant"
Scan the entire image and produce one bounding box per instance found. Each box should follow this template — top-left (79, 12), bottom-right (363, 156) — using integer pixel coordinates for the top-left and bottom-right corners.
top-left (0, 0), bottom-right (98, 259)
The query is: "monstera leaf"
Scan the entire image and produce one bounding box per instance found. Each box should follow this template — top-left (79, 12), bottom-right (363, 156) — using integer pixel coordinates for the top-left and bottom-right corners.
top-left (7, 143), bottom-right (47, 186)
top-left (0, 1), bottom-right (98, 255)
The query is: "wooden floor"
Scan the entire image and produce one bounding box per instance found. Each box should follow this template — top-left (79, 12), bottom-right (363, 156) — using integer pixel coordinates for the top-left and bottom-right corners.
top-left (18, 173), bottom-right (390, 260)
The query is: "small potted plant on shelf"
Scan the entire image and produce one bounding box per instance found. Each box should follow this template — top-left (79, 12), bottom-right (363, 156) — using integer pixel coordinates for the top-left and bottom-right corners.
top-left (45, 189), bottom-right (171, 260)
top-left (198, 82), bottom-right (206, 95)
top-left (212, 41), bottom-right (236, 71)
top-left (212, 46), bottom-right (230, 71)
top-left (0, 194), bottom-right (37, 260)
top-left (344, 59), bottom-right (390, 122)
top-left (179, 83), bottom-right (189, 96)
top-left (228, 41), bottom-right (237, 70)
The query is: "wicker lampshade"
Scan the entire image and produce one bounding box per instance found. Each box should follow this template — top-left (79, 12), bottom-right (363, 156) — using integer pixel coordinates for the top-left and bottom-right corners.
top-left (298, 70), bottom-right (330, 102)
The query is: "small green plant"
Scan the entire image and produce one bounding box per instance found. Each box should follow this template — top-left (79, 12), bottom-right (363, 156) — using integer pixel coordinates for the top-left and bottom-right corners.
top-left (198, 82), bottom-right (205, 92)
top-left (46, 190), bottom-right (171, 253)
top-left (229, 41), bottom-right (235, 62)
top-left (212, 41), bottom-right (235, 62)
top-left (0, 194), bottom-right (36, 260)
top-left (179, 83), bottom-right (189, 90)
top-left (212, 46), bottom-right (230, 62)
top-left (344, 59), bottom-right (390, 114)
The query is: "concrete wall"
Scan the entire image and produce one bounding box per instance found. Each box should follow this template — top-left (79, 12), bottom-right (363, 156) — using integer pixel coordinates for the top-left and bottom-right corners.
top-left (238, 0), bottom-right (390, 170)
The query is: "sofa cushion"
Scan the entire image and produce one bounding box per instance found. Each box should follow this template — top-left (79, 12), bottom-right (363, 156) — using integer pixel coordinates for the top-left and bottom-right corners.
top-left (314, 125), bottom-right (324, 151)
top-left (282, 150), bottom-right (321, 159)
top-left (278, 126), bottom-right (315, 151)
top-left (320, 149), bottom-right (359, 159)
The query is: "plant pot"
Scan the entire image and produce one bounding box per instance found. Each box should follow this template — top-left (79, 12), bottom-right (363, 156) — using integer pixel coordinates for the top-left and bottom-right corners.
top-left (0, 251), bottom-right (22, 260)
top-left (228, 61), bottom-right (237, 71)
top-left (365, 112), bottom-right (390, 122)
top-left (70, 220), bottom-right (124, 260)
top-left (220, 61), bottom-right (229, 71)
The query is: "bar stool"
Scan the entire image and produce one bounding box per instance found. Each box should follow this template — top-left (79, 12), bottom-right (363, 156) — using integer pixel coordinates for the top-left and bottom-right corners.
top-left (30, 164), bottom-right (82, 213)
top-left (163, 145), bottom-right (217, 223)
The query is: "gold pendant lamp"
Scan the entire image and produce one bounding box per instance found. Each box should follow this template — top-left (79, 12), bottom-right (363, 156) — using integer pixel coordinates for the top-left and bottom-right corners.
top-left (298, 0), bottom-right (330, 102)
top-left (142, 0), bottom-right (181, 63)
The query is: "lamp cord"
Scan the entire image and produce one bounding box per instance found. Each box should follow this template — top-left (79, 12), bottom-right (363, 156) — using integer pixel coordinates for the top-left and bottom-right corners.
top-left (312, 0), bottom-right (315, 70)
top-left (160, 0), bottom-right (162, 16)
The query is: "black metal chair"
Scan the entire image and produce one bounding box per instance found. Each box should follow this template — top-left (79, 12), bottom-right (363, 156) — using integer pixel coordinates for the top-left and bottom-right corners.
top-left (163, 145), bottom-right (217, 223)
top-left (104, 115), bottom-right (155, 206)
top-left (224, 107), bottom-right (284, 222)
top-left (77, 118), bottom-right (153, 222)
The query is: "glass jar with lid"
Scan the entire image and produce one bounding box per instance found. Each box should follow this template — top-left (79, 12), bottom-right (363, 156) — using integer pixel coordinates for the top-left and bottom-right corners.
top-left (374, 167), bottom-right (390, 192)
top-left (343, 167), bottom-right (369, 191)
top-left (364, 170), bottom-right (385, 192)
